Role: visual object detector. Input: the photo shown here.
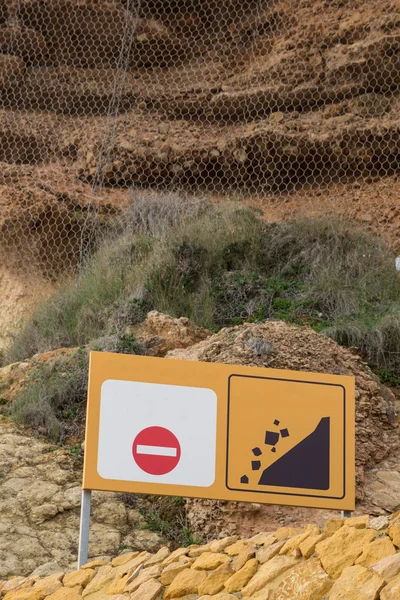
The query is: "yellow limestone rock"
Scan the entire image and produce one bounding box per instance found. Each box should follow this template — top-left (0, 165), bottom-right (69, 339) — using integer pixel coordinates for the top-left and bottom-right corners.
top-left (387, 520), bottom-right (400, 548)
top-left (82, 565), bottom-right (116, 598)
top-left (198, 593), bottom-right (237, 600)
top-left (81, 560), bottom-right (107, 570)
top-left (355, 537), bottom-right (396, 567)
top-left (257, 542), bottom-right (285, 563)
top-left (233, 544), bottom-right (256, 571)
top-left (249, 533), bottom-right (276, 546)
top-left (3, 590), bottom-right (44, 600)
top-left (124, 565), bottom-right (162, 593)
top-left (209, 536), bottom-right (238, 552)
top-left (111, 552), bottom-right (140, 567)
top-left (82, 590), bottom-right (124, 600)
top-left (198, 562), bottom-right (233, 596)
top-left (269, 557), bottom-right (332, 600)
top-left (380, 572), bottom-right (400, 599)
top-left (224, 558), bottom-right (258, 593)
top-left (161, 563), bottom-right (191, 585)
top-left (224, 540), bottom-right (250, 556)
top-left (1, 579), bottom-right (32, 596)
top-left (249, 589), bottom-right (274, 600)
top-left (323, 519), bottom-right (344, 536)
top-left (114, 551), bottom-right (151, 575)
top-left (192, 552), bottom-right (231, 570)
top-left (315, 524), bottom-right (376, 578)
top-left (105, 574), bottom-right (130, 595)
top-left (63, 569), bottom-right (96, 588)
top-left (162, 548), bottom-right (190, 566)
top-left (129, 578), bottom-right (163, 600)
top-left (329, 565), bottom-right (385, 600)
top-left (299, 534), bottom-right (326, 559)
top-left (188, 543), bottom-right (213, 558)
top-left (145, 546), bottom-right (170, 566)
top-left (274, 527), bottom-right (303, 542)
top-left (32, 573), bottom-right (64, 596)
top-left (164, 568), bottom-right (207, 598)
top-left (344, 515), bottom-right (369, 529)
top-left (279, 528), bottom-right (319, 555)
top-left (371, 553), bottom-right (400, 581)
top-left (241, 555), bottom-right (298, 596)
top-left (46, 588), bottom-right (84, 600)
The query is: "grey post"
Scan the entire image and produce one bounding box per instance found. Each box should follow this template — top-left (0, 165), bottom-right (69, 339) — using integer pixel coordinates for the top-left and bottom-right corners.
top-left (78, 489), bottom-right (92, 568)
top-left (341, 510), bottom-right (352, 518)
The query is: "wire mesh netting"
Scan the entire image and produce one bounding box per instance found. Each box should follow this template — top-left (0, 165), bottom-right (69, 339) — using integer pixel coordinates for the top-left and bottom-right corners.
top-left (1, 0), bottom-right (400, 346)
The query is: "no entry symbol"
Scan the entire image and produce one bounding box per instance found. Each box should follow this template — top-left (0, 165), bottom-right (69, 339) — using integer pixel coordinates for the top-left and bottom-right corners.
top-left (132, 426), bottom-right (181, 475)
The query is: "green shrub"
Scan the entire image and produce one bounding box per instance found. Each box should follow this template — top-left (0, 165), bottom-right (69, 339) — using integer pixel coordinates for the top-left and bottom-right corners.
top-left (374, 367), bottom-right (400, 387)
top-left (10, 349), bottom-right (89, 440)
top-left (9, 334), bottom-right (143, 440)
top-left (124, 493), bottom-right (204, 548)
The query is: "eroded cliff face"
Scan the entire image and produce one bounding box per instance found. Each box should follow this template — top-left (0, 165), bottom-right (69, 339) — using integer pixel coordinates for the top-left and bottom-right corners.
top-left (1, 0), bottom-right (400, 337)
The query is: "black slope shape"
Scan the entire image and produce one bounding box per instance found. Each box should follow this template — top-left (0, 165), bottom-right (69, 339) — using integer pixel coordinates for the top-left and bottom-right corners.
top-left (258, 417), bottom-right (330, 490)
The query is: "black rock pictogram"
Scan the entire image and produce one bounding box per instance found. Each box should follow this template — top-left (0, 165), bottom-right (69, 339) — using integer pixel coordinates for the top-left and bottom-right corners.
top-left (280, 428), bottom-right (289, 438)
top-left (258, 417), bottom-right (330, 490)
top-left (241, 475), bottom-right (249, 484)
top-left (265, 431), bottom-right (279, 446)
top-left (252, 447), bottom-right (262, 456)
top-left (252, 460), bottom-right (261, 470)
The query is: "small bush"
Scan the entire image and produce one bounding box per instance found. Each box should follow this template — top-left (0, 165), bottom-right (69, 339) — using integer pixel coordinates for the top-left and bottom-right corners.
top-left (374, 367), bottom-right (400, 387)
top-left (10, 349), bottom-right (89, 441)
top-left (10, 334), bottom-right (143, 441)
top-left (119, 493), bottom-right (204, 548)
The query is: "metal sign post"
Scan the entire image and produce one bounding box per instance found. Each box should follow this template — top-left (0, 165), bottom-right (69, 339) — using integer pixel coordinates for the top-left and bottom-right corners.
top-left (78, 489), bottom-right (92, 568)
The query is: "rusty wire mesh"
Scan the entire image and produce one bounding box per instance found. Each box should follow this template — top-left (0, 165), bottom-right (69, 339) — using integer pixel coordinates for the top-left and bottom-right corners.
top-left (0, 0), bottom-right (400, 346)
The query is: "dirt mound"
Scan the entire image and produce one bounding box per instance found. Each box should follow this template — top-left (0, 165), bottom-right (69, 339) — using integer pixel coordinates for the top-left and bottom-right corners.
top-left (2, 513), bottom-right (400, 599)
top-left (168, 321), bottom-right (398, 498)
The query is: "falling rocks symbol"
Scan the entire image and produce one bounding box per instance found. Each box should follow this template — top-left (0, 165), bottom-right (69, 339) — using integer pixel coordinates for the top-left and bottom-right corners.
top-left (258, 417), bottom-right (330, 490)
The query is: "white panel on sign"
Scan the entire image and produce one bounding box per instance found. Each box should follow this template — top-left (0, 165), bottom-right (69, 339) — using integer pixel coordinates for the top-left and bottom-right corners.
top-left (97, 379), bottom-right (218, 486)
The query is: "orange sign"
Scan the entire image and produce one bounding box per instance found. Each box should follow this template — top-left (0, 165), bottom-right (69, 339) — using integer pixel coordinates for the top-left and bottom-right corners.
top-left (83, 352), bottom-right (355, 510)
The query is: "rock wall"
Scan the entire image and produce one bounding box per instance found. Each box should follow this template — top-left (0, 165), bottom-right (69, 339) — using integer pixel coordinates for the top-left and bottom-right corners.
top-left (0, 417), bottom-right (163, 579)
top-left (2, 513), bottom-right (400, 599)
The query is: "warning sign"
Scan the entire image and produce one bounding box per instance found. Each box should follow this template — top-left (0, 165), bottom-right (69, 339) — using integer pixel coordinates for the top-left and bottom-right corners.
top-left (84, 352), bottom-right (355, 511)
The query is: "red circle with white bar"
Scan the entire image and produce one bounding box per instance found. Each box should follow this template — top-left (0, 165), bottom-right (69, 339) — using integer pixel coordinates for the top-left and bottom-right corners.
top-left (132, 426), bottom-right (181, 475)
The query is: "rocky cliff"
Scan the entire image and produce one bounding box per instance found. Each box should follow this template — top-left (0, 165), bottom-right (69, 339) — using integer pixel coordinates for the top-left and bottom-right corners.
top-left (1, 0), bottom-right (400, 275)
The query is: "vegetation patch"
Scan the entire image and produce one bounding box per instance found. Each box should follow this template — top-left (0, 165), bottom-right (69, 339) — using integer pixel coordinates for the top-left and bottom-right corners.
top-left (9, 349), bottom-right (89, 441)
top-left (6, 195), bottom-right (400, 374)
top-left (118, 493), bottom-right (204, 549)
top-left (9, 335), bottom-right (144, 440)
